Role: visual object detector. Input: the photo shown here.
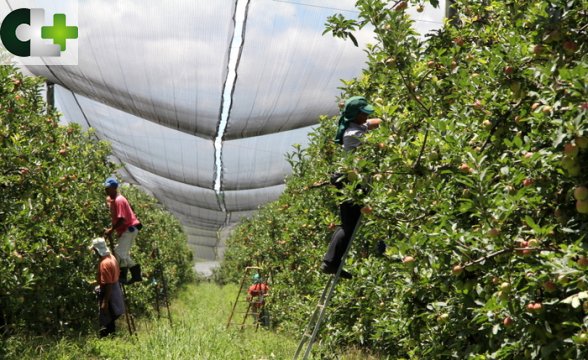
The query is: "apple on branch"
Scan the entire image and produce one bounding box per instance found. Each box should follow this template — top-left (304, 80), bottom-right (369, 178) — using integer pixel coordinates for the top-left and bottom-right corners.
top-left (573, 186), bottom-right (588, 201)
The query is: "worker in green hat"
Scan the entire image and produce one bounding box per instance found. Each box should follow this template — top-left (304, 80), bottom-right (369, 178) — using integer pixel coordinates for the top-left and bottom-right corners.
top-left (247, 274), bottom-right (270, 325)
top-left (321, 96), bottom-right (382, 279)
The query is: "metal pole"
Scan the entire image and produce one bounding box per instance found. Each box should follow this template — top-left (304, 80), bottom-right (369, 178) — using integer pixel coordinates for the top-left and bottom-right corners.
top-left (46, 82), bottom-right (54, 111)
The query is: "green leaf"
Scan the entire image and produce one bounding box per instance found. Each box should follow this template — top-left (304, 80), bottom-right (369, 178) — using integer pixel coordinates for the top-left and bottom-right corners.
top-left (348, 32), bottom-right (358, 47)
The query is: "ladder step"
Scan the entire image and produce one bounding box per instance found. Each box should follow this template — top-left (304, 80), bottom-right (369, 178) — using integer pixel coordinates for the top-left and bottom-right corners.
top-left (293, 215), bottom-right (365, 359)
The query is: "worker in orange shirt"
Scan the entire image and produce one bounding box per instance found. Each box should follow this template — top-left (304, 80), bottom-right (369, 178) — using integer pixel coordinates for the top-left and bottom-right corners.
top-left (247, 274), bottom-right (269, 326)
top-left (90, 237), bottom-right (125, 337)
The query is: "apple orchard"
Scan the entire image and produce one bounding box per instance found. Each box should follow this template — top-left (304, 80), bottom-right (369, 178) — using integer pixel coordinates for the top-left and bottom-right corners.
top-left (220, 0), bottom-right (588, 358)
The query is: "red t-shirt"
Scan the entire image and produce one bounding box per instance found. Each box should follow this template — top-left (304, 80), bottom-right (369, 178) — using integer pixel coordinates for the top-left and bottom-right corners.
top-left (110, 194), bottom-right (140, 236)
top-left (97, 254), bottom-right (120, 286)
top-left (248, 283), bottom-right (269, 297)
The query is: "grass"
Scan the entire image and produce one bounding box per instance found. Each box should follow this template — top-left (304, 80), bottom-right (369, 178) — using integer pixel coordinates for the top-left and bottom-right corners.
top-left (3, 282), bottom-right (382, 360)
top-left (3, 282), bottom-right (298, 360)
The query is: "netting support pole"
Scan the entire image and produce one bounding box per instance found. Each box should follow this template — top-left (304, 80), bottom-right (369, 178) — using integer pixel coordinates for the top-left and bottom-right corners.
top-left (46, 82), bottom-right (54, 112)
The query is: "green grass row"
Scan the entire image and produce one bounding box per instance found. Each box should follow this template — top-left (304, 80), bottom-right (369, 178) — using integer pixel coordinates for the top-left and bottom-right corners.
top-left (3, 282), bottom-right (380, 359)
top-left (3, 283), bottom-right (298, 360)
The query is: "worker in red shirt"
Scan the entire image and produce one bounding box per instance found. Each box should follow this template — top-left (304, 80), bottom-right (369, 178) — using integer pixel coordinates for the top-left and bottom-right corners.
top-left (247, 274), bottom-right (269, 326)
top-left (103, 177), bottom-right (143, 284)
top-left (90, 237), bottom-right (125, 337)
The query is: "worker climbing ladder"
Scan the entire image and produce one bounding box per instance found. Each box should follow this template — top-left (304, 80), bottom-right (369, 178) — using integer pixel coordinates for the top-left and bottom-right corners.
top-left (292, 215), bottom-right (363, 360)
top-left (226, 266), bottom-right (269, 331)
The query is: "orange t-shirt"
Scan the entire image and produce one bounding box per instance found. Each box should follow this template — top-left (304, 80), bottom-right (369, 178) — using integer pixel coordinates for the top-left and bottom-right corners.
top-left (97, 254), bottom-right (120, 286)
top-left (248, 283), bottom-right (269, 297)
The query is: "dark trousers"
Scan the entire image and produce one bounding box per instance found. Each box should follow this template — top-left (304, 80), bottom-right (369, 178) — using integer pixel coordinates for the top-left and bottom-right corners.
top-left (99, 315), bottom-right (116, 338)
top-left (97, 294), bottom-right (120, 338)
top-left (322, 200), bottom-right (362, 268)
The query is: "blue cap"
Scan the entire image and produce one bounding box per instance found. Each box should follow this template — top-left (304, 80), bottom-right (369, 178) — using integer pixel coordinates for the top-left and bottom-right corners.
top-left (103, 177), bottom-right (119, 188)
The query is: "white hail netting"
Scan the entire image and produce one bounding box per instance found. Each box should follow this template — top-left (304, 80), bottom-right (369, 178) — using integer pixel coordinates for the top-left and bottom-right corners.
top-left (12, 0), bottom-right (445, 260)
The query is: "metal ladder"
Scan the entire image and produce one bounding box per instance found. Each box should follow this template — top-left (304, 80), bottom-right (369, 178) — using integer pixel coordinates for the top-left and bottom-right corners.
top-left (120, 282), bottom-right (137, 336)
top-left (151, 247), bottom-right (172, 326)
top-left (226, 266), bottom-right (268, 331)
top-left (292, 215), bottom-right (363, 360)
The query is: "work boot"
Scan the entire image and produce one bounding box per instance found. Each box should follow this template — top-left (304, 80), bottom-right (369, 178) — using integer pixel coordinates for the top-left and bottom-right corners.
top-left (128, 264), bottom-right (143, 284)
top-left (320, 262), bottom-right (352, 279)
top-left (119, 267), bottom-right (129, 284)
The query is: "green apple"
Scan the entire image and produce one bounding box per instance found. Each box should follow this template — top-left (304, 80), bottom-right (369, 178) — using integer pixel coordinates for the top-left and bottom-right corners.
top-left (577, 200), bottom-right (588, 214)
top-left (574, 186), bottom-right (588, 201)
top-left (576, 136), bottom-right (588, 149)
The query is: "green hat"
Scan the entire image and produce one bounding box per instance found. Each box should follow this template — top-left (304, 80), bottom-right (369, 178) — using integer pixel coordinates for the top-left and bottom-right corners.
top-left (334, 96), bottom-right (374, 144)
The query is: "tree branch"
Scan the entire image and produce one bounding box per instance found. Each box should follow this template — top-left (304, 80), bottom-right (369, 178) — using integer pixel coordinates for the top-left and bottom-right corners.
top-left (462, 247), bottom-right (560, 269)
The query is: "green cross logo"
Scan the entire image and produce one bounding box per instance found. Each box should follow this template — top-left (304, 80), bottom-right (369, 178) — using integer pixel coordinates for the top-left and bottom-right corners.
top-left (1, 8), bottom-right (78, 58)
top-left (41, 14), bottom-right (78, 51)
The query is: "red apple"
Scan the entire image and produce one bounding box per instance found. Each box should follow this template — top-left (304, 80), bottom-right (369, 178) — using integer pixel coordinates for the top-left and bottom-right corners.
top-left (503, 66), bottom-right (514, 75)
top-left (453, 37), bottom-right (465, 46)
top-left (564, 143), bottom-right (579, 157)
top-left (459, 163), bottom-right (472, 173)
top-left (563, 40), bottom-right (578, 53)
top-left (452, 265), bottom-right (463, 275)
top-left (522, 178), bottom-right (534, 187)
top-left (327, 222), bottom-right (337, 231)
top-left (543, 280), bottom-right (557, 293)
top-left (503, 316), bottom-right (513, 327)
top-left (487, 228), bottom-right (501, 237)
top-left (394, 1), bottom-right (407, 11)
top-left (532, 44), bottom-right (544, 55)
top-left (577, 256), bottom-right (588, 267)
top-left (402, 256), bottom-right (415, 264)
top-left (360, 206), bottom-right (373, 215)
